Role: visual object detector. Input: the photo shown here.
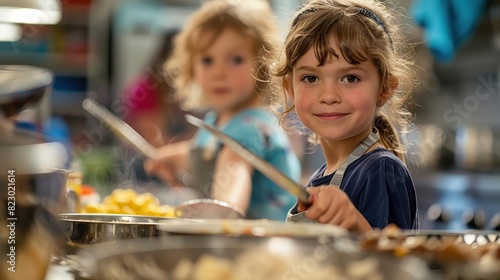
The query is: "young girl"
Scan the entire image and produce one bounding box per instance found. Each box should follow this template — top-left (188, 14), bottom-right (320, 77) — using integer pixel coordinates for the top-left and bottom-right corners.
top-left (145, 0), bottom-right (301, 220)
top-left (270, 0), bottom-right (418, 231)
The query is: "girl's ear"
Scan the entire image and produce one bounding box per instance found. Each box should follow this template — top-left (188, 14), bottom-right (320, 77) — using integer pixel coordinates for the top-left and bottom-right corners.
top-left (377, 75), bottom-right (398, 107)
top-left (283, 75), bottom-right (295, 102)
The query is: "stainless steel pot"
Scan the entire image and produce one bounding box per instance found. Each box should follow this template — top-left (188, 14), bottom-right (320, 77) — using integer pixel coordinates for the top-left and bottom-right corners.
top-left (78, 235), bottom-right (430, 280)
top-left (0, 147), bottom-right (70, 280)
top-left (60, 213), bottom-right (176, 254)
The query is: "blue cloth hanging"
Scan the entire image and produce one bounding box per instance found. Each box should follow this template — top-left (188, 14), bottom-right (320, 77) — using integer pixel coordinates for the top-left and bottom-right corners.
top-left (411, 0), bottom-right (488, 62)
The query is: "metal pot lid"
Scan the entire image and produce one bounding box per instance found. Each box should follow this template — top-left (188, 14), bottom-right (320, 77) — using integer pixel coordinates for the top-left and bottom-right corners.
top-left (0, 65), bottom-right (52, 116)
top-left (0, 65), bottom-right (52, 98)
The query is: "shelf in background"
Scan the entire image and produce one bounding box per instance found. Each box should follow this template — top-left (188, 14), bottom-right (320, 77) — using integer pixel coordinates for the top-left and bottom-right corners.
top-left (60, 3), bottom-right (91, 26)
top-left (51, 90), bottom-right (87, 116)
top-left (0, 52), bottom-right (89, 76)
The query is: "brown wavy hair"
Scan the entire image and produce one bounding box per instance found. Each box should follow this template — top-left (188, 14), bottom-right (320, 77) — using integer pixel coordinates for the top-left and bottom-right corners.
top-left (165, 0), bottom-right (279, 110)
top-left (269, 0), bottom-right (416, 161)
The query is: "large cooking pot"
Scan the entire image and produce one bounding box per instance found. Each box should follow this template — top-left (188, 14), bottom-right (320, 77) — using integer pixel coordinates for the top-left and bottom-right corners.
top-left (0, 129), bottom-right (70, 280)
top-left (77, 235), bottom-right (430, 280)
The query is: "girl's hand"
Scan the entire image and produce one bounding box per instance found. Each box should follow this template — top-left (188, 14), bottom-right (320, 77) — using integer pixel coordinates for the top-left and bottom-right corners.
top-left (144, 157), bottom-right (183, 187)
top-left (297, 186), bottom-right (373, 233)
top-left (144, 141), bottom-right (191, 186)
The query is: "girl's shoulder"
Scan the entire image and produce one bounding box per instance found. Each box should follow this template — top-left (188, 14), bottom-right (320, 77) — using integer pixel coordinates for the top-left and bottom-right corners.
top-left (344, 148), bottom-right (415, 195)
top-left (223, 108), bottom-right (281, 135)
top-left (349, 147), bottom-right (410, 177)
top-left (228, 108), bottom-right (277, 125)
top-left (202, 109), bottom-right (282, 158)
top-left (358, 147), bottom-right (406, 167)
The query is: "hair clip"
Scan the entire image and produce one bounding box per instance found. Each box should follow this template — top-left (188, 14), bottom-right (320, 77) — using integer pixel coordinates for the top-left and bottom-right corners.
top-left (292, 8), bottom-right (316, 27)
top-left (291, 5), bottom-right (394, 49)
top-left (356, 7), bottom-right (393, 47)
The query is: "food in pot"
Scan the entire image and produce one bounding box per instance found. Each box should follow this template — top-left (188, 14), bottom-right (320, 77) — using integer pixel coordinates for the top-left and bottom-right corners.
top-left (169, 249), bottom-right (381, 280)
top-left (82, 188), bottom-right (175, 217)
top-left (361, 224), bottom-right (500, 265)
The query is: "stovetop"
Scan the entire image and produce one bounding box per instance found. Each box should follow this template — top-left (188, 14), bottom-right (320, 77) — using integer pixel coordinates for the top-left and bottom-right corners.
top-left (413, 171), bottom-right (500, 230)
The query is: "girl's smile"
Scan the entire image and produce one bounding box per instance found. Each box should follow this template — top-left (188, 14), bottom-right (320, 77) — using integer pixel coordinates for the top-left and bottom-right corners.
top-left (313, 112), bottom-right (349, 121)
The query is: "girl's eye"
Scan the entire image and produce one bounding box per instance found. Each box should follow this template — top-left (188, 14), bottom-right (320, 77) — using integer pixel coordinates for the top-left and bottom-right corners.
top-left (341, 75), bottom-right (360, 83)
top-left (230, 55), bottom-right (244, 65)
top-left (201, 56), bottom-right (213, 65)
top-left (301, 75), bottom-right (318, 83)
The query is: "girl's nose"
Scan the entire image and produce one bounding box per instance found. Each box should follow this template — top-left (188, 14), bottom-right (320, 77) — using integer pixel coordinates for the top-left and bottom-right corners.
top-left (319, 82), bottom-right (341, 104)
top-left (211, 62), bottom-right (227, 79)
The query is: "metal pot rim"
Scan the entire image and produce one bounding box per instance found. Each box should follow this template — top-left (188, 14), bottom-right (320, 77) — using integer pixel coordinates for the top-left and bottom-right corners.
top-left (59, 213), bottom-right (176, 225)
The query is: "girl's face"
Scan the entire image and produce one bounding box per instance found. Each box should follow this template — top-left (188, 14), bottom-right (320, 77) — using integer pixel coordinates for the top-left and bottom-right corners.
top-left (288, 37), bottom-right (383, 142)
top-left (194, 28), bottom-right (257, 113)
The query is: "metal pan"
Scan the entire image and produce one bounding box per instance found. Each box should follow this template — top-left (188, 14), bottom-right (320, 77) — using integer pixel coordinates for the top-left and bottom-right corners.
top-left (60, 213), bottom-right (175, 254)
top-left (60, 209), bottom-right (244, 254)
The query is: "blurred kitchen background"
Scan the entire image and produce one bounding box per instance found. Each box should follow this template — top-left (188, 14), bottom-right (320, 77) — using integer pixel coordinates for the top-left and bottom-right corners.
top-left (2, 0), bottom-right (500, 230)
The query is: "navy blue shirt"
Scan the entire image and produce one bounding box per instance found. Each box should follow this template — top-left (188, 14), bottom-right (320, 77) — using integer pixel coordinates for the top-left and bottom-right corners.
top-left (292, 147), bottom-right (419, 229)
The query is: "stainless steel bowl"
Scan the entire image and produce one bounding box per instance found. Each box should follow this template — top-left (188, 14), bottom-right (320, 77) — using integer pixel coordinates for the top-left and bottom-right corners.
top-left (175, 198), bottom-right (246, 219)
top-left (78, 235), bottom-right (430, 280)
top-left (60, 213), bottom-right (176, 254)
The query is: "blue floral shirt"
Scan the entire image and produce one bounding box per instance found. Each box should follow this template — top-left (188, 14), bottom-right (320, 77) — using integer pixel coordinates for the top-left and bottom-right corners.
top-left (193, 108), bottom-right (301, 220)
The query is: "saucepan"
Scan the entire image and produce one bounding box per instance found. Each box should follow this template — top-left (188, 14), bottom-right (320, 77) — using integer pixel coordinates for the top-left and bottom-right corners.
top-left (60, 213), bottom-right (175, 254)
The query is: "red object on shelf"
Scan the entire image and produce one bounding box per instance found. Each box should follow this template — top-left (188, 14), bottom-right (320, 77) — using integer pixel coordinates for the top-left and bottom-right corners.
top-left (62, 0), bottom-right (91, 6)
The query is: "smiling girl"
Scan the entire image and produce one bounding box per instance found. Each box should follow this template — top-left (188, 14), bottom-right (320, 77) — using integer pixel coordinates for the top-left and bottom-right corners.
top-left (145, 0), bottom-right (300, 220)
top-left (270, 0), bottom-right (419, 232)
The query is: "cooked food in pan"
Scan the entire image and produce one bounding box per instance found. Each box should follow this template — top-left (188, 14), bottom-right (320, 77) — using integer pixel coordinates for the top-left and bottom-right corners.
top-left (82, 188), bottom-right (175, 217)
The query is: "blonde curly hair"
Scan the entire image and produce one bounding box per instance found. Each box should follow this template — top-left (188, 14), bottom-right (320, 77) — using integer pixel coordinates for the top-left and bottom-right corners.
top-left (165, 0), bottom-right (279, 110)
top-left (269, 0), bottom-right (417, 161)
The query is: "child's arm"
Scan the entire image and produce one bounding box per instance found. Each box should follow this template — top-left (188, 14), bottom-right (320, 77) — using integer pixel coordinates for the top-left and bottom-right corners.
top-left (298, 186), bottom-right (373, 233)
top-left (144, 140), bottom-right (191, 186)
top-left (210, 146), bottom-right (253, 215)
